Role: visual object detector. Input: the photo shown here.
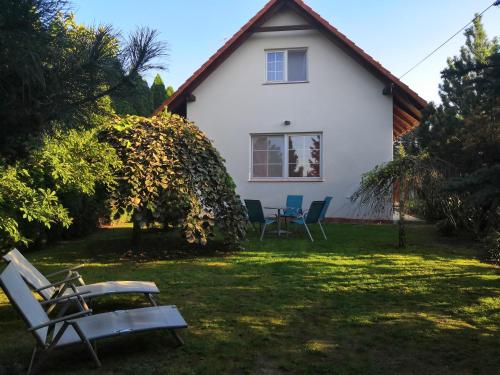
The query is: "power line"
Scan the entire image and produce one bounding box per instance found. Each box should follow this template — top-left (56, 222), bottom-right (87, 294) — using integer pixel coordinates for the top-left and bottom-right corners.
top-left (398, 0), bottom-right (500, 80)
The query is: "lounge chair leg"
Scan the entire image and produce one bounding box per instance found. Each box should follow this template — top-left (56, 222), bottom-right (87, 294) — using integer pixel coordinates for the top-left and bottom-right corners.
top-left (29, 346), bottom-right (53, 375)
top-left (73, 323), bottom-right (101, 368)
top-left (260, 223), bottom-right (267, 241)
top-left (170, 329), bottom-right (184, 346)
top-left (27, 346), bottom-right (38, 375)
top-left (31, 322), bottom-right (70, 374)
top-left (318, 221), bottom-right (327, 240)
top-left (304, 223), bottom-right (314, 242)
top-left (146, 293), bottom-right (158, 306)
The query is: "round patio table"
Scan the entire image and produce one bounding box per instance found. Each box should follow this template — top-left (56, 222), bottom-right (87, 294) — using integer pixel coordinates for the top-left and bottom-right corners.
top-left (263, 206), bottom-right (289, 236)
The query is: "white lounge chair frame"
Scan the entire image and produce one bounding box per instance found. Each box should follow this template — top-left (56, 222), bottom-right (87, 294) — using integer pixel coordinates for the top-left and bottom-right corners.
top-left (0, 264), bottom-right (187, 374)
top-left (3, 249), bottom-right (159, 311)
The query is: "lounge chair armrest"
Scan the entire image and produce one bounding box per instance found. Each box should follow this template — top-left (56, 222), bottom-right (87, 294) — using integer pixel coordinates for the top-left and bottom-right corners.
top-left (28, 310), bottom-right (93, 332)
top-left (45, 264), bottom-right (85, 278)
top-left (35, 275), bottom-right (82, 292)
top-left (40, 291), bottom-right (90, 306)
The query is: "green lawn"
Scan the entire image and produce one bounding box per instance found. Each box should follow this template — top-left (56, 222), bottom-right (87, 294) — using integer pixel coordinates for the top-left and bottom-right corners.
top-left (0, 223), bottom-right (499, 374)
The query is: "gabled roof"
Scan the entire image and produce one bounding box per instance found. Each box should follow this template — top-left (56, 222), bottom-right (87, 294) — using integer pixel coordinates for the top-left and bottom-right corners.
top-left (153, 0), bottom-right (427, 138)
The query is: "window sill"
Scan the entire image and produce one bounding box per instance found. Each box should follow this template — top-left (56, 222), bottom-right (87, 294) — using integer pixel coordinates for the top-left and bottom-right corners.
top-left (262, 81), bottom-right (309, 85)
top-left (248, 178), bottom-right (323, 183)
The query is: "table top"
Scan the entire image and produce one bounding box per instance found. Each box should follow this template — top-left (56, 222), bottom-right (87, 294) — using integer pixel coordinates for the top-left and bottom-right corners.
top-left (264, 206), bottom-right (288, 210)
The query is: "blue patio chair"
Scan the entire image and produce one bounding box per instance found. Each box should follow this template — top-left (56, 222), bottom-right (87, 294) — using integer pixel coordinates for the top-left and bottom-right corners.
top-left (318, 196), bottom-right (333, 239)
top-left (290, 200), bottom-right (326, 242)
top-left (282, 195), bottom-right (303, 218)
top-left (244, 200), bottom-right (276, 241)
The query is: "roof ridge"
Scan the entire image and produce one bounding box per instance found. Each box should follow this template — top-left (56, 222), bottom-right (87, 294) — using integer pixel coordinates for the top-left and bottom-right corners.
top-left (153, 0), bottom-right (426, 116)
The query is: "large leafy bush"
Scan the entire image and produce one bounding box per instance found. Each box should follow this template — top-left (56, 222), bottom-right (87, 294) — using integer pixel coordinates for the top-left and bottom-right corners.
top-left (0, 127), bottom-right (120, 248)
top-left (0, 164), bottom-right (71, 247)
top-left (106, 113), bottom-right (247, 246)
top-left (32, 127), bottom-right (121, 238)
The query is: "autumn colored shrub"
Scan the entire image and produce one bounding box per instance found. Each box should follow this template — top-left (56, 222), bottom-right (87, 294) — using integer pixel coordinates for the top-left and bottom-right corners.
top-left (106, 113), bottom-right (247, 246)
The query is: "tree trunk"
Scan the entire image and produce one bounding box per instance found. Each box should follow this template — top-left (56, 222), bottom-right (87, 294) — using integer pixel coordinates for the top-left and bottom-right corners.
top-left (132, 213), bottom-right (142, 245)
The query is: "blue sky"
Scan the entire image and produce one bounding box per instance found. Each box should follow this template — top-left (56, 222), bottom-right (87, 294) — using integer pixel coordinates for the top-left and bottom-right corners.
top-left (71, 0), bottom-right (500, 103)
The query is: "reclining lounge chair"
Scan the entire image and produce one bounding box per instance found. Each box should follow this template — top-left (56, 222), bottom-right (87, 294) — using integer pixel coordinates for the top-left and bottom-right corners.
top-left (3, 249), bottom-right (160, 309)
top-left (0, 263), bottom-right (187, 374)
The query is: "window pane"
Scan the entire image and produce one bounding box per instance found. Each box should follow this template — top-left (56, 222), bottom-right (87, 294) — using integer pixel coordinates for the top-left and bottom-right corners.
top-left (252, 135), bottom-right (284, 178)
top-left (253, 151), bottom-right (267, 164)
top-left (288, 164), bottom-right (305, 177)
top-left (268, 164), bottom-right (283, 177)
top-left (267, 136), bottom-right (284, 151)
top-left (288, 50), bottom-right (307, 81)
top-left (253, 136), bottom-right (268, 150)
top-left (266, 52), bottom-right (284, 82)
top-left (304, 134), bottom-right (321, 150)
top-left (268, 150), bottom-right (282, 164)
top-left (307, 147), bottom-right (320, 165)
top-left (253, 164), bottom-right (266, 177)
top-left (287, 134), bottom-right (321, 178)
top-left (288, 135), bottom-right (305, 150)
top-left (307, 164), bottom-right (320, 177)
top-left (289, 149), bottom-right (306, 165)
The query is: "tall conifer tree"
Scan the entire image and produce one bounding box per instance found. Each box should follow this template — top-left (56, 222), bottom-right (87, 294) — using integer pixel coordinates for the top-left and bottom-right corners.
top-left (151, 74), bottom-right (167, 109)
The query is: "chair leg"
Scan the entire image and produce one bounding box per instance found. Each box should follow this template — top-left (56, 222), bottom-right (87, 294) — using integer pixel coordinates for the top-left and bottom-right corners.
top-left (29, 348), bottom-right (50, 375)
top-left (170, 329), bottom-right (184, 346)
top-left (260, 223), bottom-right (267, 241)
top-left (72, 323), bottom-right (102, 368)
top-left (303, 223), bottom-right (314, 242)
top-left (318, 221), bottom-right (327, 240)
top-left (146, 293), bottom-right (158, 306)
top-left (27, 346), bottom-right (38, 375)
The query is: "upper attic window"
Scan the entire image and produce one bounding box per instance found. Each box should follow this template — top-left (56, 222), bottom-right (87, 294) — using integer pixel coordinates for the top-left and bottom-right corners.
top-left (266, 49), bottom-right (307, 83)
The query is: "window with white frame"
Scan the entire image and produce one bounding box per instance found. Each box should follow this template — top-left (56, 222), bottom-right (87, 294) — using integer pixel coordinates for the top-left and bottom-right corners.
top-left (251, 133), bottom-right (321, 179)
top-left (266, 49), bottom-right (307, 83)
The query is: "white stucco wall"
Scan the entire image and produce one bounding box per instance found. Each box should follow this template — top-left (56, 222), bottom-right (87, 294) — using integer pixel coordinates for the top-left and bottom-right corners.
top-left (261, 8), bottom-right (306, 27)
top-left (186, 10), bottom-right (393, 220)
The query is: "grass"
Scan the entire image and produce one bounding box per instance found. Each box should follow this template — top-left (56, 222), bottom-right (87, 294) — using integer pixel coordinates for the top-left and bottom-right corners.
top-left (0, 223), bottom-right (499, 374)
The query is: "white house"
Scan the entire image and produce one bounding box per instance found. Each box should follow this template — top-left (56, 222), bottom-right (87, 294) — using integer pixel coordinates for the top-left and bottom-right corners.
top-left (154, 0), bottom-right (426, 221)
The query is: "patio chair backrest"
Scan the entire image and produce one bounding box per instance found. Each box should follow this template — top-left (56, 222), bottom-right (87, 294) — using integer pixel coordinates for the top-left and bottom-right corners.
top-left (244, 200), bottom-right (265, 224)
top-left (319, 196), bottom-right (333, 221)
top-left (284, 195), bottom-right (303, 216)
top-left (0, 263), bottom-right (49, 345)
top-left (305, 201), bottom-right (326, 224)
top-left (3, 249), bottom-right (54, 300)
